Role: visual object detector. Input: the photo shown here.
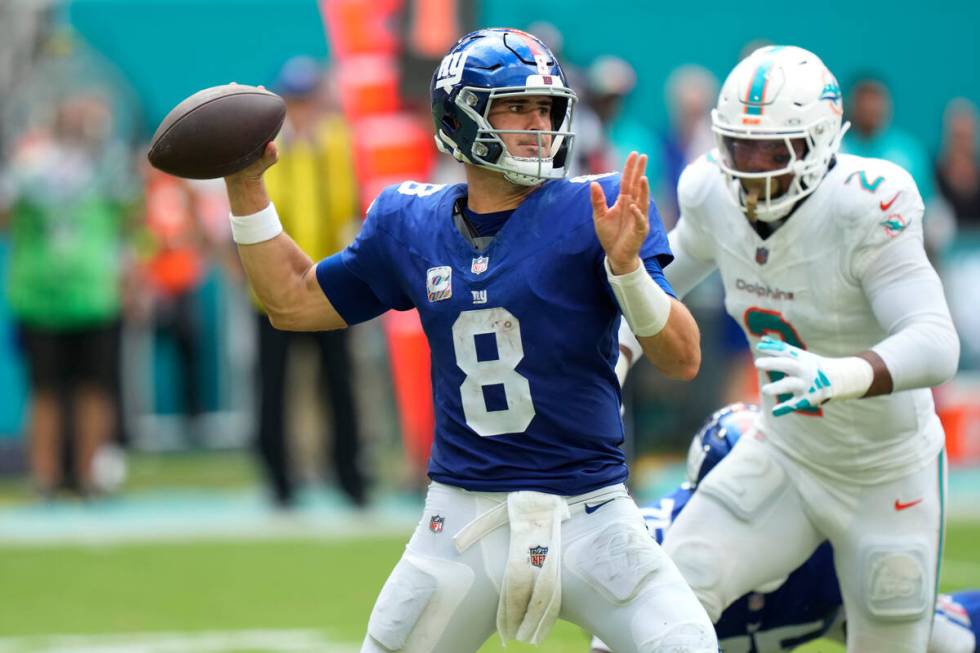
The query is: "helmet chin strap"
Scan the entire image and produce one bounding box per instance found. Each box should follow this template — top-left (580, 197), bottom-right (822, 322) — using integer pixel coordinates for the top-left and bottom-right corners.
top-left (739, 175), bottom-right (796, 223)
top-left (744, 188), bottom-right (760, 222)
top-left (500, 152), bottom-right (555, 186)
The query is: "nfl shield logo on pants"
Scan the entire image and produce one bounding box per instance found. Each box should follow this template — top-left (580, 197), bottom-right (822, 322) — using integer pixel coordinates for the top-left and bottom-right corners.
top-left (429, 515), bottom-right (444, 533)
top-left (470, 256), bottom-right (489, 275)
top-left (528, 545), bottom-right (548, 568)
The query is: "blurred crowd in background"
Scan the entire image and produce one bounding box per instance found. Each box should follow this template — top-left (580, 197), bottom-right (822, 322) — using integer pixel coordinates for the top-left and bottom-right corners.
top-left (0, 0), bottom-right (978, 507)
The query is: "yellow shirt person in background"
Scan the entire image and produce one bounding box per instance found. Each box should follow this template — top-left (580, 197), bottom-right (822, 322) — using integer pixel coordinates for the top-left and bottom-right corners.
top-left (254, 56), bottom-right (368, 509)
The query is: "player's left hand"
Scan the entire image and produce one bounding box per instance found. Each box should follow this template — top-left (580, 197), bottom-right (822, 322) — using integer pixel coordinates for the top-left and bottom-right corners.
top-left (754, 336), bottom-right (834, 416)
top-left (591, 151), bottom-right (650, 275)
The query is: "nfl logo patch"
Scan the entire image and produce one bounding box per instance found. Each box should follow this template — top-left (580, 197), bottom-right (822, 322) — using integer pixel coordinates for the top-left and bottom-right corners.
top-left (470, 255), bottom-right (489, 275)
top-left (755, 247), bottom-right (769, 265)
top-left (429, 515), bottom-right (444, 533)
top-left (426, 266), bottom-right (453, 302)
top-left (528, 545), bottom-right (548, 568)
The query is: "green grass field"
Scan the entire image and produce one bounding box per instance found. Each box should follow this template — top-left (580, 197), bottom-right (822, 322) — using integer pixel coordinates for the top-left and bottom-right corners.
top-left (1, 451), bottom-right (978, 653)
top-left (1, 521), bottom-right (978, 652)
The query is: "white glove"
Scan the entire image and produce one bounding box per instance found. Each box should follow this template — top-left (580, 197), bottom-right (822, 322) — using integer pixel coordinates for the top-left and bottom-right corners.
top-left (754, 336), bottom-right (874, 417)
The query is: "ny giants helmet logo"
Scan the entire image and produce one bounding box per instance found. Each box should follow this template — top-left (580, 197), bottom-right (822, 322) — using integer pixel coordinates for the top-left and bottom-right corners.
top-left (435, 51), bottom-right (469, 92)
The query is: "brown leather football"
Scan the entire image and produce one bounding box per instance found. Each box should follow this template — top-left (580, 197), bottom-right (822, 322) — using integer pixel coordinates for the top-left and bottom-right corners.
top-left (148, 84), bottom-right (286, 179)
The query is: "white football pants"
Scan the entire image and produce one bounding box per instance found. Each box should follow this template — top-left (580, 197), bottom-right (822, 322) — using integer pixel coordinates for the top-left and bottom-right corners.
top-left (663, 433), bottom-right (946, 653)
top-left (360, 481), bottom-right (717, 653)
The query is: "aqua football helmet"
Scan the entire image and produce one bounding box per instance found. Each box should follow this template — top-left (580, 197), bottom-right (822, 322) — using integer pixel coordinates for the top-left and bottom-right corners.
top-left (712, 46), bottom-right (849, 221)
top-left (686, 403), bottom-right (760, 487)
top-left (430, 28), bottom-right (577, 186)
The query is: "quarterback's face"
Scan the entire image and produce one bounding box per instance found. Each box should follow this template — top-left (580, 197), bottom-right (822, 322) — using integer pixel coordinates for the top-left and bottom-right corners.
top-left (722, 136), bottom-right (807, 198)
top-left (488, 96), bottom-right (554, 158)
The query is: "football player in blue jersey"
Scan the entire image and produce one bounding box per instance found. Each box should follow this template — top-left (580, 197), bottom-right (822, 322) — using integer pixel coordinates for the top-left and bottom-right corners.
top-left (589, 398), bottom-right (980, 653)
top-left (221, 28), bottom-right (715, 653)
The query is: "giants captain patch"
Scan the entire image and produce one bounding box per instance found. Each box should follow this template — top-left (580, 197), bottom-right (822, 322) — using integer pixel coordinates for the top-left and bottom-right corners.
top-left (426, 266), bottom-right (453, 302)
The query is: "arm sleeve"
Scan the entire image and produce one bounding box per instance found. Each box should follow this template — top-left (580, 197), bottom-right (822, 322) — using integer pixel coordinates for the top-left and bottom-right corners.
top-left (663, 160), bottom-right (718, 299)
top-left (863, 235), bottom-right (960, 392)
top-left (665, 222), bottom-right (717, 299)
top-left (314, 193), bottom-right (414, 325)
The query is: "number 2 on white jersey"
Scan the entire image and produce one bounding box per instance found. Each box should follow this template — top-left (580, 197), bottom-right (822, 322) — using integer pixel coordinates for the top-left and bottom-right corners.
top-left (452, 308), bottom-right (535, 436)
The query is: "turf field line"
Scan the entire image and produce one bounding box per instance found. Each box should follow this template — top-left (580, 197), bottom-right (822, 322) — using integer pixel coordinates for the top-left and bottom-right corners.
top-left (0, 629), bottom-right (359, 653)
top-left (0, 497), bottom-right (419, 546)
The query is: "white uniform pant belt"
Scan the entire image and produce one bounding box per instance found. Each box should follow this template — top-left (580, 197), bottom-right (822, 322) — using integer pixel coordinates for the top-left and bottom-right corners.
top-left (452, 483), bottom-right (629, 554)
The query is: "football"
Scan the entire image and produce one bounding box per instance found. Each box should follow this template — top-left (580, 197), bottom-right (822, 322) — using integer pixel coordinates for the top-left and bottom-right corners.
top-left (148, 84), bottom-right (286, 179)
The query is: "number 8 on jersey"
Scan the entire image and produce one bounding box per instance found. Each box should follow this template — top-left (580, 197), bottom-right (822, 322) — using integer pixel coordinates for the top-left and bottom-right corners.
top-left (452, 307), bottom-right (536, 436)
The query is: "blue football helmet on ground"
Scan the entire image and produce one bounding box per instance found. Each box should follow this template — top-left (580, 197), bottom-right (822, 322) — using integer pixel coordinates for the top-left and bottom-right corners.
top-left (686, 403), bottom-right (760, 486)
top-left (430, 28), bottom-right (577, 186)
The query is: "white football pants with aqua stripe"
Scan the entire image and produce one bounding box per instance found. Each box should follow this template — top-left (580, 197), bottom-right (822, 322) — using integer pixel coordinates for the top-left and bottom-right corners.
top-left (663, 434), bottom-right (946, 653)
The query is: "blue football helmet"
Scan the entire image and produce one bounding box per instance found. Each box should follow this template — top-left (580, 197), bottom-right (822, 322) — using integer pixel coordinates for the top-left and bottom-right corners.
top-left (686, 403), bottom-right (760, 486)
top-left (430, 28), bottom-right (577, 186)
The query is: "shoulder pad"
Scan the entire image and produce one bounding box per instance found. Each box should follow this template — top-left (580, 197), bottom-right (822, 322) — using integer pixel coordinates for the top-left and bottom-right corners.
top-left (678, 151), bottom-right (722, 211)
top-left (827, 155), bottom-right (923, 233)
top-left (370, 180), bottom-right (454, 217)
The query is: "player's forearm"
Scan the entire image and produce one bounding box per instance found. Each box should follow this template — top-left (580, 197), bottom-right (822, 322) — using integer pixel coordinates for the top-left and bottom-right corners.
top-left (855, 350), bottom-right (893, 397)
top-left (863, 240), bottom-right (960, 393)
top-left (638, 299), bottom-right (701, 381)
top-left (868, 314), bottom-right (960, 393)
top-left (225, 175), bottom-right (272, 216)
top-left (237, 235), bottom-right (346, 332)
top-left (606, 259), bottom-right (700, 380)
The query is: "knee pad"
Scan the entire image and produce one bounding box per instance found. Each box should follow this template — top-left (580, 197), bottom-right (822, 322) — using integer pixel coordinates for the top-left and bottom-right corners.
top-left (662, 538), bottom-right (726, 623)
top-left (634, 622), bottom-right (717, 653)
top-left (366, 553), bottom-right (474, 651)
top-left (861, 543), bottom-right (931, 621)
top-left (697, 443), bottom-right (788, 522)
top-left (567, 521), bottom-right (663, 604)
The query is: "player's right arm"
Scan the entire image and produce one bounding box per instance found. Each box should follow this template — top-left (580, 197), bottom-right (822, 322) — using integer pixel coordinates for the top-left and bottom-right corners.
top-left (665, 156), bottom-right (720, 299)
top-left (224, 142), bottom-right (347, 332)
top-left (754, 166), bottom-right (959, 416)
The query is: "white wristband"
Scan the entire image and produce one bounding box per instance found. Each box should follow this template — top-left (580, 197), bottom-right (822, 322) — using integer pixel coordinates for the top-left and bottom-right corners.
top-left (823, 356), bottom-right (875, 400)
top-left (229, 201), bottom-right (283, 245)
top-left (605, 257), bottom-right (672, 337)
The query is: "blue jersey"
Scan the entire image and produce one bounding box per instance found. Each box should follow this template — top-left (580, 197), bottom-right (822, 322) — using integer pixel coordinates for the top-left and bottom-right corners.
top-left (642, 489), bottom-right (980, 652)
top-left (316, 174), bottom-right (673, 495)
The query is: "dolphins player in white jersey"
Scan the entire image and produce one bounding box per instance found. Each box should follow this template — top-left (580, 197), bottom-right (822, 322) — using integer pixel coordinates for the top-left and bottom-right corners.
top-left (646, 45), bottom-right (960, 652)
top-left (584, 398), bottom-right (980, 653)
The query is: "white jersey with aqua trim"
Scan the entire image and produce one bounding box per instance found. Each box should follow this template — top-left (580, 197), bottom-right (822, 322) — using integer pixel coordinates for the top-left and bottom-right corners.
top-left (669, 151), bottom-right (944, 484)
